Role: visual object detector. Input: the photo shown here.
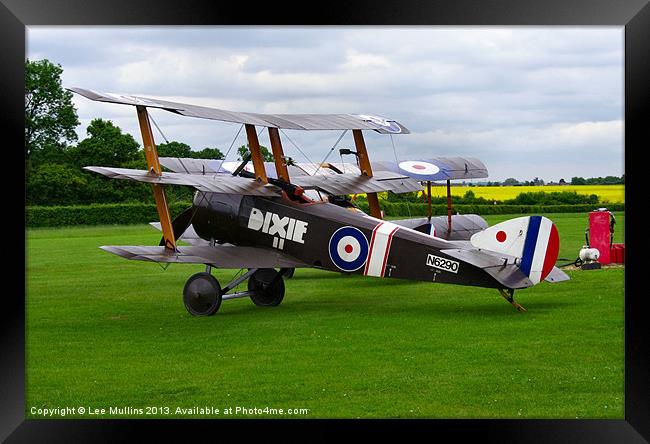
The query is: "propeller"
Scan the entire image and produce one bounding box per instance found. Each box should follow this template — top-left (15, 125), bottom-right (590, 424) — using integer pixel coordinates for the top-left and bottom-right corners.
top-left (159, 206), bottom-right (196, 247)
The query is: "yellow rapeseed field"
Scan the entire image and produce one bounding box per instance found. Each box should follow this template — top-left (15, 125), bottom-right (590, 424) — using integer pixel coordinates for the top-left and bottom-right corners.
top-left (424, 184), bottom-right (625, 203)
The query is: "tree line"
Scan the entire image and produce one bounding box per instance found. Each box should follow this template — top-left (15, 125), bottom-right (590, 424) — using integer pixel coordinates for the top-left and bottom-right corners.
top-left (379, 189), bottom-right (601, 205)
top-left (497, 176), bottom-right (624, 186)
top-left (25, 59), bottom-right (276, 206)
top-left (26, 58), bottom-right (624, 207)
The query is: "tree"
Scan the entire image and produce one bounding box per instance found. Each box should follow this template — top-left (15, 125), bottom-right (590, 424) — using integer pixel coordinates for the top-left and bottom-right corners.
top-left (25, 59), bottom-right (79, 158)
top-left (193, 147), bottom-right (224, 159)
top-left (503, 178), bottom-right (519, 186)
top-left (463, 190), bottom-right (476, 201)
top-left (237, 144), bottom-right (274, 162)
top-left (29, 143), bottom-right (72, 168)
top-left (68, 119), bottom-right (140, 167)
top-left (571, 176), bottom-right (587, 185)
top-left (156, 141), bottom-right (192, 158)
top-left (27, 164), bottom-right (87, 206)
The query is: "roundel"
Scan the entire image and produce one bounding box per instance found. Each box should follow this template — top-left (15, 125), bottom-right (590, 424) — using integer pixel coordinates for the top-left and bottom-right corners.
top-left (328, 226), bottom-right (369, 272)
top-left (356, 114), bottom-right (403, 134)
top-left (398, 160), bottom-right (440, 175)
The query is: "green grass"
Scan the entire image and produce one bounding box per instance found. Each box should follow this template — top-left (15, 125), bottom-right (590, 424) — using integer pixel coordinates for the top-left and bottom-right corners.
top-left (26, 212), bottom-right (624, 419)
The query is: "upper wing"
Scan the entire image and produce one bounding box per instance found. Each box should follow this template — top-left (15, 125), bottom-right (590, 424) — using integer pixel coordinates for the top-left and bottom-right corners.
top-left (69, 87), bottom-right (409, 134)
top-left (101, 244), bottom-right (309, 268)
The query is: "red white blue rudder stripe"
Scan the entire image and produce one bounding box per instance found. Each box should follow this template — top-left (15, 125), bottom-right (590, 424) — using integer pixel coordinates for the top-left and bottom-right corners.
top-left (470, 216), bottom-right (560, 284)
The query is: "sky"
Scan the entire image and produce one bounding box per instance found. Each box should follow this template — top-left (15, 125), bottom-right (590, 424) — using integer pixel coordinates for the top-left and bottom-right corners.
top-left (27, 26), bottom-right (624, 182)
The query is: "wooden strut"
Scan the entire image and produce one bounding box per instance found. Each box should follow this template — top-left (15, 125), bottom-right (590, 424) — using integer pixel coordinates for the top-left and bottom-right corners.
top-left (498, 288), bottom-right (527, 312)
top-left (446, 179), bottom-right (452, 235)
top-left (352, 129), bottom-right (382, 219)
top-left (136, 106), bottom-right (176, 251)
top-left (268, 127), bottom-right (289, 182)
top-left (245, 124), bottom-right (268, 183)
top-left (427, 180), bottom-right (432, 222)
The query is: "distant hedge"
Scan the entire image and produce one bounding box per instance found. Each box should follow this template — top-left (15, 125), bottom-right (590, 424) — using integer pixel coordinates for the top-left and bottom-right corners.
top-left (26, 201), bottom-right (625, 227)
top-left (26, 202), bottom-right (192, 227)
top-left (354, 202), bottom-right (625, 218)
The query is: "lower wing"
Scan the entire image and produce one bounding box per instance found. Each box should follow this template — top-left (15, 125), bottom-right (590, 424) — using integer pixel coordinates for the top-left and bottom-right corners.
top-left (101, 244), bottom-right (309, 269)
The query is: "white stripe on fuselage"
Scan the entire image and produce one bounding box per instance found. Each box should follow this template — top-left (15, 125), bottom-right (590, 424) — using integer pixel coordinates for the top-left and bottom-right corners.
top-left (529, 217), bottom-right (552, 284)
top-left (364, 222), bottom-right (400, 277)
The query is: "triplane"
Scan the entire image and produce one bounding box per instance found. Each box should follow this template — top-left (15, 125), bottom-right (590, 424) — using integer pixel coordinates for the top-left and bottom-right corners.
top-left (70, 88), bottom-right (569, 316)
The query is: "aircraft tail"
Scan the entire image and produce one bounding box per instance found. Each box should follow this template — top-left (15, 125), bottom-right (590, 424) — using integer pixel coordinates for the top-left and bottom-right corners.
top-left (469, 216), bottom-right (561, 285)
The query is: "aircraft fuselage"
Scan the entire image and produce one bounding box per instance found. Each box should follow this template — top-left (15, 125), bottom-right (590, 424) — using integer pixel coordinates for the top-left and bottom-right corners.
top-left (191, 192), bottom-right (503, 289)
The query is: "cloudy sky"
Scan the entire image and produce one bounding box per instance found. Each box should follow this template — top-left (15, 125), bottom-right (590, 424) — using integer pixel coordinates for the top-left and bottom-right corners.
top-left (27, 27), bottom-right (624, 182)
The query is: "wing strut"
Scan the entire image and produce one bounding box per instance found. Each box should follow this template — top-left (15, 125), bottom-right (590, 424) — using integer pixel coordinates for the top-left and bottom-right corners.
top-left (245, 124), bottom-right (268, 183)
top-left (268, 127), bottom-right (290, 182)
top-left (136, 106), bottom-right (176, 250)
top-left (352, 130), bottom-right (382, 219)
top-left (446, 179), bottom-right (453, 235)
top-left (427, 180), bottom-right (432, 222)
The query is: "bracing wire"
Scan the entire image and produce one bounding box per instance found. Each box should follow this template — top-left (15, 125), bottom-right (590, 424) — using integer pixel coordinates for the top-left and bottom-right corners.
top-left (231, 268), bottom-right (245, 290)
top-left (313, 130), bottom-right (348, 175)
top-left (390, 134), bottom-right (400, 164)
top-left (222, 124), bottom-right (244, 162)
top-left (156, 262), bottom-right (171, 271)
top-left (279, 129), bottom-right (316, 165)
top-left (390, 134), bottom-right (412, 218)
top-left (149, 112), bottom-right (170, 144)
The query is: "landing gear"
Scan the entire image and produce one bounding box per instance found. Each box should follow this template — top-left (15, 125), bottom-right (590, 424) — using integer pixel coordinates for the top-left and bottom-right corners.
top-left (280, 267), bottom-right (295, 279)
top-left (248, 268), bottom-right (286, 306)
top-left (182, 267), bottom-right (287, 315)
top-left (183, 272), bottom-right (222, 316)
top-left (498, 288), bottom-right (527, 312)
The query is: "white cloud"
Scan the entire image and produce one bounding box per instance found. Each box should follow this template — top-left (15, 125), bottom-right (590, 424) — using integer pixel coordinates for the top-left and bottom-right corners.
top-left (28, 26), bottom-right (624, 181)
top-left (342, 49), bottom-right (391, 69)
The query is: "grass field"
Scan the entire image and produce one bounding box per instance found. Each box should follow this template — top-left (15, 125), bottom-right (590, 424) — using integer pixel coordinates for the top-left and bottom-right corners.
top-left (26, 212), bottom-right (624, 419)
top-left (425, 185), bottom-right (625, 204)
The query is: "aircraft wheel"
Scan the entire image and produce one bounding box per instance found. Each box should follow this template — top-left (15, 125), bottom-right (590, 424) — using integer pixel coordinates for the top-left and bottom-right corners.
top-left (183, 272), bottom-right (222, 316)
top-left (248, 268), bottom-right (285, 307)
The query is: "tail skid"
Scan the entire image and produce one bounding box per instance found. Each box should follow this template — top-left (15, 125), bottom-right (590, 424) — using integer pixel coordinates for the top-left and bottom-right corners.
top-left (498, 288), bottom-right (527, 312)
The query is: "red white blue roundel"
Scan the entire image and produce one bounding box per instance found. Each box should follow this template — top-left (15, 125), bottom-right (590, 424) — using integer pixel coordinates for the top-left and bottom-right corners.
top-left (398, 160), bottom-right (440, 175)
top-left (329, 226), bottom-right (369, 272)
top-left (356, 114), bottom-right (403, 134)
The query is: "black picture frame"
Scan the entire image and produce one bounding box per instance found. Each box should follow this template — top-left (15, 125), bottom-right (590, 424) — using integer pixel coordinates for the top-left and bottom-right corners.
top-left (5, 0), bottom-right (648, 441)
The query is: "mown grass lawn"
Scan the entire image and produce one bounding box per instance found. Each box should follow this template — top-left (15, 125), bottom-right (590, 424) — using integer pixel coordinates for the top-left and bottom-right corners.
top-left (26, 212), bottom-right (624, 419)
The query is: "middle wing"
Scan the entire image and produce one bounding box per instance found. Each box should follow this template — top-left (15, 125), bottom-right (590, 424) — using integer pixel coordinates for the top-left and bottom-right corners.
top-left (85, 165), bottom-right (422, 195)
top-left (372, 157), bottom-right (489, 181)
top-left (84, 166), bottom-right (281, 196)
top-left (159, 155), bottom-right (488, 184)
top-left (291, 170), bottom-right (422, 194)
